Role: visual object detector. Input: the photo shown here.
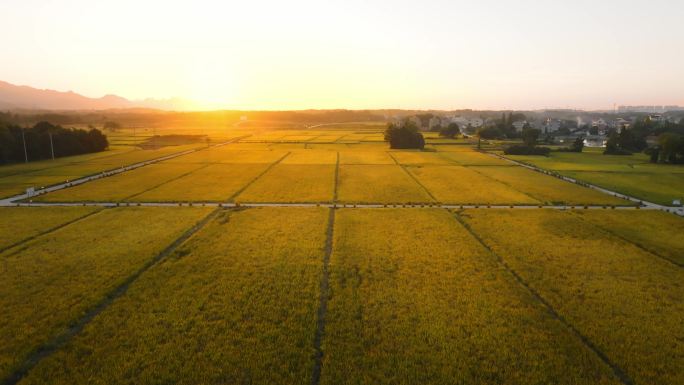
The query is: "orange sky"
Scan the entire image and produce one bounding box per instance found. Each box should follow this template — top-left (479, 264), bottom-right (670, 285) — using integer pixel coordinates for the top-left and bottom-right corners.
top-left (1, 0), bottom-right (683, 110)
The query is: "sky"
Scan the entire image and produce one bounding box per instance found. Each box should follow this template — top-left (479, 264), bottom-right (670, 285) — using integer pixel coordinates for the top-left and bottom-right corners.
top-left (1, 0), bottom-right (683, 110)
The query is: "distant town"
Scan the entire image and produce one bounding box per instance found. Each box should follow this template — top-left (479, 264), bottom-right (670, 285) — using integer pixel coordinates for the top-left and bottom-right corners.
top-left (391, 106), bottom-right (684, 148)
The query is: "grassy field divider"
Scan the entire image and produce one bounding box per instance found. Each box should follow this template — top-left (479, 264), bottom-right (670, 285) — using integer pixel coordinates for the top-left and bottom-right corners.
top-left (0, 208), bottom-right (104, 254)
top-left (228, 151), bottom-right (291, 201)
top-left (451, 210), bottom-right (634, 385)
top-left (386, 152), bottom-right (439, 202)
top-left (1, 208), bottom-right (222, 385)
top-left (332, 152), bottom-right (340, 203)
top-left (569, 211), bottom-right (684, 268)
top-left (311, 207), bottom-right (336, 385)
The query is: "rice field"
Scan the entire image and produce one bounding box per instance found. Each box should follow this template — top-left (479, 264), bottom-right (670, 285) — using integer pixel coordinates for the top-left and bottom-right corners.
top-left (236, 164), bottom-right (336, 202)
top-left (17, 207), bottom-right (328, 385)
top-left (0, 207), bottom-right (213, 381)
top-left (337, 165), bottom-right (434, 203)
top-left (459, 209), bottom-right (684, 385)
top-left (0, 206), bottom-right (98, 250)
top-left (133, 163), bottom-right (271, 202)
top-left (470, 166), bottom-right (628, 205)
top-left (506, 149), bottom-right (684, 205)
top-left (34, 163), bottom-right (205, 202)
top-left (2, 128), bottom-right (683, 384)
top-left (323, 209), bottom-right (619, 385)
top-left (573, 209), bottom-right (684, 265)
top-left (407, 165), bottom-right (539, 204)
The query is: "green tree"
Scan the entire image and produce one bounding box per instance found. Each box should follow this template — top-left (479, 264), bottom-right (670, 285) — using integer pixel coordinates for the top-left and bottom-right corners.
top-left (439, 123), bottom-right (460, 138)
top-left (384, 120), bottom-right (425, 149)
top-left (521, 127), bottom-right (541, 147)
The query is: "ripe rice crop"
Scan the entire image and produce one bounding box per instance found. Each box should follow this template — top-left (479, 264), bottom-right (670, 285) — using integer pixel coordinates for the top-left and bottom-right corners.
top-left (0, 207), bottom-right (212, 380)
top-left (0, 206), bottom-right (98, 250)
top-left (35, 163), bottom-right (205, 202)
top-left (322, 208), bottom-right (619, 385)
top-left (470, 166), bottom-right (627, 205)
top-left (237, 164), bottom-right (335, 202)
top-left (165, 147), bottom-right (288, 164)
top-left (407, 165), bottom-right (539, 204)
top-left (563, 171), bottom-right (684, 205)
top-left (133, 163), bottom-right (271, 202)
top-left (338, 151), bottom-right (394, 165)
top-left (573, 209), bottom-right (684, 265)
top-left (439, 150), bottom-right (511, 166)
top-left (389, 151), bottom-right (454, 165)
top-left (282, 150), bottom-right (338, 164)
top-left (337, 165), bottom-right (434, 203)
top-left (459, 209), bottom-right (684, 385)
top-left (20, 207), bottom-right (328, 385)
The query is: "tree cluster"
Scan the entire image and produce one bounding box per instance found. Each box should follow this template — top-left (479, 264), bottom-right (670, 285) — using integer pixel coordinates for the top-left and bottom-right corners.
top-left (384, 120), bottom-right (425, 149)
top-left (0, 121), bottom-right (108, 164)
top-left (439, 123), bottom-right (460, 138)
top-left (645, 133), bottom-right (684, 164)
top-left (604, 128), bottom-right (647, 155)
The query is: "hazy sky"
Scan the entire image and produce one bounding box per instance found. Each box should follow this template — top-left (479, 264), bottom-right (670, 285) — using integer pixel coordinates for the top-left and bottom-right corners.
top-left (1, 0), bottom-right (683, 110)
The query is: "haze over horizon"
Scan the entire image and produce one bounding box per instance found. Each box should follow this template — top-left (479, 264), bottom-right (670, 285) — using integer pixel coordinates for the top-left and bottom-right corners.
top-left (2, 0), bottom-right (683, 111)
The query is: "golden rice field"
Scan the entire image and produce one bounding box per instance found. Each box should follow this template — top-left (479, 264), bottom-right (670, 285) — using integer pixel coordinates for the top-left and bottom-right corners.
top-left (236, 164), bottom-right (336, 203)
top-left (407, 165), bottom-right (539, 204)
top-left (18, 207), bottom-right (328, 385)
top-left (573, 209), bottom-right (684, 265)
top-left (35, 162), bottom-right (205, 202)
top-left (133, 163), bottom-right (271, 202)
top-left (0, 206), bottom-right (98, 250)
top-left (0, 207), bottom-right (212, 381)
top-left (324, 209), bottom-right (619, 385)
top-left (470, 166), bottom-right (628, 205)
top-left (459, 209), bottom-right (684, 385)
top-left (337, 165), bottom-right (434, 203)
top-left (2, 128), bottom-right (683, 385)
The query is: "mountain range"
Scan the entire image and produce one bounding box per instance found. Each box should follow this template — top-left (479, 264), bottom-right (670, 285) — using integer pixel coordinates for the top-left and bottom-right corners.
top-left (0, 80), bottom-right (190, 111)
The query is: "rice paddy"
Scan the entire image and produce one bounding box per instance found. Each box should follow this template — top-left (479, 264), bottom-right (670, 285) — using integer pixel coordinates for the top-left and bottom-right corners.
top-left (1, 128), bottom-right (682, 385)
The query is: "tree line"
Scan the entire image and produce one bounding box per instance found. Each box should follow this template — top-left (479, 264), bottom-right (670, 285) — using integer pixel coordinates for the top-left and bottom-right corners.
top-left (0, 121), bottom-right (108, 164)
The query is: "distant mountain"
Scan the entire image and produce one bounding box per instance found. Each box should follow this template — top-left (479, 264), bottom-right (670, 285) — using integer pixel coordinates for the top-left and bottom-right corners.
top-left (0, 80), bottom-right (189, 111)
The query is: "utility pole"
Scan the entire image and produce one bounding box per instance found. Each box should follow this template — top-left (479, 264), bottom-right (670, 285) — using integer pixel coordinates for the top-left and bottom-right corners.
top-left (49, 131), bottom-right (55, 160)
top-left (21, 127), bottom-right (28, 163)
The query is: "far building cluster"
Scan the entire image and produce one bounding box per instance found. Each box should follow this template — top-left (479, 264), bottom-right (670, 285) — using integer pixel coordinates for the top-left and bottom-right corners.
top-left (391, 105), bottom-right (684, 148)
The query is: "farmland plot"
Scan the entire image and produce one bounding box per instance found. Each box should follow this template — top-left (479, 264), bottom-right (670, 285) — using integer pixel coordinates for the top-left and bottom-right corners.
top-left (282, 150), bottom-right (338, 165)
top-left (20, 207), bottom-right (328, 385)
top-left (35, 163), bottom-right (205, 202)
top-left (407, 165), bottom-right (539, 204)
top-left (0, 207), bottom-right (212, 381)
top-left (439, 150), bottom-right (511, 166)
top-left (133, 163), bottom-right (271, 202)
top-left (337, 165), bottom-right (433, 203)
top-left (389, 151), bottom-right (454, 165)
top-left (470, 166), bottom-right (627, 205)
top-left (165, 147), bottom-right (287, 164)
top-left (237, 164), bottom-right (335, 202)
top-left (322, 209), bottom-right (619, 385)
top-left (338, 151), bottom-right (394, 165)
top-left (573, 210), bottom-right (684, 265)
top-left (0, 206), bottom-right (98, 250)
top-left (460, 209), bottom-right (684, 385)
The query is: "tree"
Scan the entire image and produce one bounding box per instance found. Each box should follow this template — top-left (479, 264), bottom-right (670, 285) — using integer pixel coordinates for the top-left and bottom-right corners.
top-left (477, 126), bottom-right (502, 139)
top-left (384, 120), bottom-right (425, 149)
top-left (103, 121), bottom-right (122, 132)
top-left (439, 123), bottom-right (460, 138)
top-left (521, 127), bottom-right (541, 147)
top-left (571, 136), bottom-right (585, 152)
top-left (589, 126), bottom-right (599, 135)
